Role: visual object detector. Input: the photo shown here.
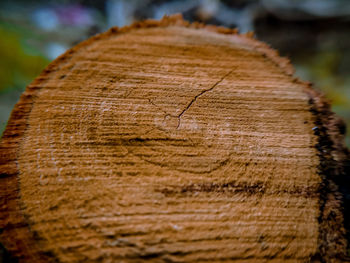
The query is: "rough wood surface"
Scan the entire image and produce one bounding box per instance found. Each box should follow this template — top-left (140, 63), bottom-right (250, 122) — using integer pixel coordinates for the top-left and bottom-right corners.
top-left (0, 15), bottom-right (348, 262)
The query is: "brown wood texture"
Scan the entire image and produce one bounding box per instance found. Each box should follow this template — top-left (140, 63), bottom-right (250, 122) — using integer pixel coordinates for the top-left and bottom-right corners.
top-left (0, 15), bottom-right (348, 262)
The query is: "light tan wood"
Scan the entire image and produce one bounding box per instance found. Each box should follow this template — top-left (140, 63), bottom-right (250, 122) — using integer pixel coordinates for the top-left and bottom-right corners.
top-left (0, 15), bottom-right (348, 262)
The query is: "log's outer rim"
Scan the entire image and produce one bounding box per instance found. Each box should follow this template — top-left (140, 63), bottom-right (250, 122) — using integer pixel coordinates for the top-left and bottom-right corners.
top-left (0, 14), bottom-right (348, 262)
top-left (303, 85), bottom-right (350, 262)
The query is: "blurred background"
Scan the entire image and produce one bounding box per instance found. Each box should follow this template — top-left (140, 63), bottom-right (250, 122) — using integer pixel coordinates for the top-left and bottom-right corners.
top-left (0, 0), bottom-right (349, 145)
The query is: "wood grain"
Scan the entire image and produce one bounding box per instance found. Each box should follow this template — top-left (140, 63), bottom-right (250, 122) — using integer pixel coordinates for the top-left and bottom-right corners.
top-left (0, 15), bottom-right (348, 262)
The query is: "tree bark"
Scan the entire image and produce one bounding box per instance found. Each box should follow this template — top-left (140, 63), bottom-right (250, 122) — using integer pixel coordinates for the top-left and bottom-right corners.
top-left (0, 14), bottom-right (348, 262)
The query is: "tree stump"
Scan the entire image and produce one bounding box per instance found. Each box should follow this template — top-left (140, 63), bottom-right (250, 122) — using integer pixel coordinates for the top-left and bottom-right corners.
top-left (0, 15), bottom-right (349, 262)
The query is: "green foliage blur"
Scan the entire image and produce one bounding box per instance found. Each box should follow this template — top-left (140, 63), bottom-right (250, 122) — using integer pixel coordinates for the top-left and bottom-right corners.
top-left (0, 24), bottom-right (48, 92)
top-left (295, 49), bottom-right (350, 146)
top-left (0, 21), bottom-right (49, 135)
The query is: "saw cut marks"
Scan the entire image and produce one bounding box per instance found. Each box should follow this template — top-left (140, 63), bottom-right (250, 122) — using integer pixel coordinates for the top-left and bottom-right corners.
top-left (0, 15), bottom-right (347, 262)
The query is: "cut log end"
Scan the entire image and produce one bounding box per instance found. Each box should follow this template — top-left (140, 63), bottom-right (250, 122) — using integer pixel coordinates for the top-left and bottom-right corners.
top-left (0, 14), bottom-right (349, 262)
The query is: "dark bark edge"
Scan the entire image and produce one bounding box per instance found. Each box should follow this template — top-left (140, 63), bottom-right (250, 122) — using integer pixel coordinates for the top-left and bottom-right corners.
top-left (304, 84), bottom-right (350, 262)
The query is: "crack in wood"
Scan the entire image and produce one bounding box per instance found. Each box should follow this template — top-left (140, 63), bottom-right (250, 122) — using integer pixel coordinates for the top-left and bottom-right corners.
top-left (147, 70), bottom-right (233, 130)
top-left (175, 70), bottom-right (233, 129)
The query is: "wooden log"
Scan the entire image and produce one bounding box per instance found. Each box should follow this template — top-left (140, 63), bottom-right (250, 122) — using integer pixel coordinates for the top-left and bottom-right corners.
top-left (0, 14), bottom-right (349, 262)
